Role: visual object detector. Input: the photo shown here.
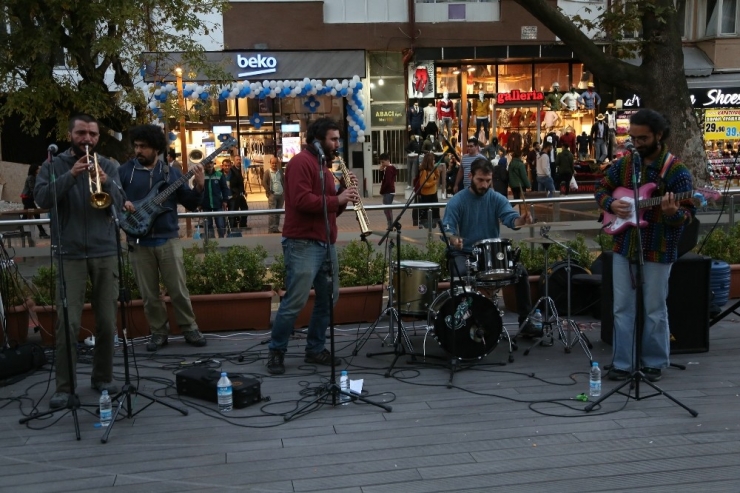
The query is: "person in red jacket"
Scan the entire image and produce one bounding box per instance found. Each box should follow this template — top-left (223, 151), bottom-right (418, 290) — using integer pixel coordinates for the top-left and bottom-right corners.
top-left (266, 118), bottom-right (360, 375)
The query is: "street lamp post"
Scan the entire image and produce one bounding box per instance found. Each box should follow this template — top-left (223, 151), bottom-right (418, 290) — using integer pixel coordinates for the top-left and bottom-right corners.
top-left (175, 67), bottom-right (192, 237)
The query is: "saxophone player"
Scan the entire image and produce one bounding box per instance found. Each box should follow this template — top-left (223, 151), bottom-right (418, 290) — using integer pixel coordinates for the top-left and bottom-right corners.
top-left (266, 118), bottom-right (359, 375)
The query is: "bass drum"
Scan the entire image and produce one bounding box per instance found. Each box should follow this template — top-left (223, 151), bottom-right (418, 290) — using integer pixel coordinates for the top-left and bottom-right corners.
top-left (428, 289), bottom-right (502, 360)
top-left (539, 261), bottom-right (592, 315)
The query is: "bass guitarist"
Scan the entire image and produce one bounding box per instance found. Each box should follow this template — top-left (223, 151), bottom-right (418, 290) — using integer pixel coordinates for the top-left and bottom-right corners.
top-left (594, 109), bottom-right (694, 383)
top-left (119, 124), bottom-right (208, 352)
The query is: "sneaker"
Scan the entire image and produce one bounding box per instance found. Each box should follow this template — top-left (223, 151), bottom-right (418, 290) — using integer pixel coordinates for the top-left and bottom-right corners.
top-left (642, 368), bottom-right (662, 382)
top-left (183, 330), bottom-right (207, 347)
top-left (607, 368), bottom-right (631, 381)
top-left (267, 350), bottom-right (285, 375)
top-left (146, 334), bottom-right (168, 352)
top-left (518, 321), bottom-right (543, 339)
top-left (91, 381), bottom-right (119, 394)
top-left (49, 392), bottom-right (70, 410)
top-left (304, 349), bottom-right (342, 367)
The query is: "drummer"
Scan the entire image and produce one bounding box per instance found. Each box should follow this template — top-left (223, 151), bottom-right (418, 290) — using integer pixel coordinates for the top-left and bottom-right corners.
top-left (442, 158), bottom-right (541, 337)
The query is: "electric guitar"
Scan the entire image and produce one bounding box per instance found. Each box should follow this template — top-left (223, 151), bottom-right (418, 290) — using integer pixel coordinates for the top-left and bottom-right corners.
top-left (601, 183), bottom-right (720, 235)
top-left (120, 136), bottom-right (238, 238)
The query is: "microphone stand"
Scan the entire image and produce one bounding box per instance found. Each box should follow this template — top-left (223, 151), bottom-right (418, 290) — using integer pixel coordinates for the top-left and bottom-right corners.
top-left (585, 147), bottom-right (696, 416)
top-left (101, 211), bottom-right (188, 443)
top-left (19, 149), bottom-right (84, 439)
top-left (285, 144), bottom-right (390, 422)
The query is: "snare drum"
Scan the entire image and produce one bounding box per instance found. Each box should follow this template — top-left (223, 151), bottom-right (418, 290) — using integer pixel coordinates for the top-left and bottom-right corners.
top-left (472, 238), bottom-right (515, 281)
top-left (393, 260), bottom-right (440, 317)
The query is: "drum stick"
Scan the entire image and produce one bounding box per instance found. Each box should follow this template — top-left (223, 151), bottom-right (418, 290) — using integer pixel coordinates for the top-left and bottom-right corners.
top-left (519, 185), bottom-right (535, 222)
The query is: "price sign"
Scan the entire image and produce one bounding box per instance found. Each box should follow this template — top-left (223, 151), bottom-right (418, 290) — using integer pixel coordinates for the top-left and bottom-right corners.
top-left (704, 109), bottom-right (740, 140)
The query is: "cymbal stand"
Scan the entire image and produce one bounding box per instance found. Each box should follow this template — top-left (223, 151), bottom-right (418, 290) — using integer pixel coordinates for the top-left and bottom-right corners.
top-left (352, 228), bottom-right (407, 357)
top-left (541, 232), bottom-right (593, 361)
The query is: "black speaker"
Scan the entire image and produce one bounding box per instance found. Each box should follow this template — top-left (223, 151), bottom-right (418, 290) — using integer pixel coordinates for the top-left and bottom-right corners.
top-left (601, 252), bottom-right (711, 354)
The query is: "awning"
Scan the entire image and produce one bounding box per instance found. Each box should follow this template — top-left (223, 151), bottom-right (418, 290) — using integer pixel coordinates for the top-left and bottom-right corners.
top-left (623, 46), bottom-right (714, 77)
top-left (687, 72), bottom-right (740, 88)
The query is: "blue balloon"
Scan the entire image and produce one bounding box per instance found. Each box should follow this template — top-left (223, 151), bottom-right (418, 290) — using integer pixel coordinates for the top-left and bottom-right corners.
top-left (355, 82), bottom-right (363, 89)
top-left (168, 132), bottom-right (177, 142)
top-left (340, 88), bottom-right (348, 97)
top-left (243, 86), bottom-right (251, 95)
top-left (183, 89), bottom-right (193, 97)
top-left (199, 91), bottom-right (209, 101)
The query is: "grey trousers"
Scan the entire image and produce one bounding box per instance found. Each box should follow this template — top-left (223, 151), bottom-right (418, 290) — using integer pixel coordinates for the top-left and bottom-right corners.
top-left (54, 256), bottom-right (118, 393)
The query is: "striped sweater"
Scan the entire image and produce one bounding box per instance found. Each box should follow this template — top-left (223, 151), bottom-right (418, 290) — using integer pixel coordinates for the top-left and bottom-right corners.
top-left (594, 146), bottom-right (694, 264)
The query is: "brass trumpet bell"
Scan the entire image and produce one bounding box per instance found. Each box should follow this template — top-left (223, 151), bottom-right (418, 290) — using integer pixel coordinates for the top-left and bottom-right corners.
top-left (86, 146), bottom-right (112, 209)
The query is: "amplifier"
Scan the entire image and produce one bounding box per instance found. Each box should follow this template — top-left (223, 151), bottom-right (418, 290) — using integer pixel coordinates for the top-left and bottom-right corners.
top-left (176, 368), bottom-right (261, 409)
top-left (0, 344), bottom-right (47, 379)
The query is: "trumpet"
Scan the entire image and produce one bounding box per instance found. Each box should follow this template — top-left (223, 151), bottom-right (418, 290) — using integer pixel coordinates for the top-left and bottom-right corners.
top-left (86, 145), bottom-right (112, 209)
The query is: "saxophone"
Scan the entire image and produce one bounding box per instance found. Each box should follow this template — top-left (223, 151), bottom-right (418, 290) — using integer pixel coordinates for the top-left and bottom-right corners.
top-left (335, 159), bottom-right (372, 237)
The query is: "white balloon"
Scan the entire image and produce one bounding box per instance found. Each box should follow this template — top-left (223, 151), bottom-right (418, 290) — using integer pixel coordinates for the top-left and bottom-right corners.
top-left (303, 77), bottom-right (310, 84)
top-left (352, 75), bottom-right (360, 83)
top-left (355, 109), bottom-right (362, 116)
top-left (349, 81), bottom-right (357, 89)
top-left (171, 90), bottom-right (178, 97)
top-left (358, 130), bottom-right (365, 139)
top-left (189, 93), bottom-right (199, 100)
top-left (154, 89), bottom-right (162, 96)
top-left (309, 88), bottom-right (317, 95)
top-left (330, 88), bottom-right (337, 96)
top-left (341, 80), bottom-right (349, 88)
top-left (148, 101), bottom-right (159, 109)
top-left (261, 80), bottom-right (268, 88)
top-left (269, 90), bottom-right (277, 98)
top-left (353, 124), bottom-right (360, 131)
top-left (346, 88), bottom-right (354, 96)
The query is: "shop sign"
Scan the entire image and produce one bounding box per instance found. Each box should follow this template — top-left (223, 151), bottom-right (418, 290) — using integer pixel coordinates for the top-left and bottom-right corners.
top-left (371, 103), bottom-right (405, 127)
top-left (236, 54), bottom-right (278, 77)
top-left (617, 87), bottom-right (740, 109)
top-left (622, 94), bottom-right (642, 108)
top-left (703, 109), bottom-right (740, 139)
top-left (496, 90), bottom-right (544, 105)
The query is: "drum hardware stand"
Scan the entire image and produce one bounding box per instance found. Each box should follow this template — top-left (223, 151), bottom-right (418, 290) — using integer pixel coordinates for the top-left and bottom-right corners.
top-left (407, 222), bottom-right (508, 388)
top-left (585, 146), bottom-right (697, 417)
top-left (539, 231), bottom-right (593, 361)
top-left (286, 145), bottom-right (390, 421)
top-left (358, 161), bottom-right (446, 377)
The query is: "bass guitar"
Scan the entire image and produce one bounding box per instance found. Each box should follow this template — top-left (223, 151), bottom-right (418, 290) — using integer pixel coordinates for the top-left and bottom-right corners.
top-left (601, 183), bottom-right (720, 235)
top-left (120, 136), bottom-right (238, 238)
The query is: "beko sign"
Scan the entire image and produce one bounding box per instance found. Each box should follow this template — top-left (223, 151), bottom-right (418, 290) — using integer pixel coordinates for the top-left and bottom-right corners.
top-left (237, 54), bottom-right (278, 77)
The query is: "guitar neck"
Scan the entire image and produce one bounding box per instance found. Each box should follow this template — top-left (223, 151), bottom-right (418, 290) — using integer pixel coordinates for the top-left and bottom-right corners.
top-left (637, 190), bottom-right (693, 210)
top-left (152, 136), bottom-right (237, 205)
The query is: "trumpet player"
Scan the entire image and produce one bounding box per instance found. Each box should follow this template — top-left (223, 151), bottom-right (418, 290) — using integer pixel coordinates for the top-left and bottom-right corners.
top-left (266, 118), bottom-right (359, 375)
top-left (34, 114), bottom-right (124, 410)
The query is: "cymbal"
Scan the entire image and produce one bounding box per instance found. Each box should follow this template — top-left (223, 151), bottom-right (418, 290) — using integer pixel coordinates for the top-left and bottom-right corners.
top-left (521, 237), bottom-right (558, 244)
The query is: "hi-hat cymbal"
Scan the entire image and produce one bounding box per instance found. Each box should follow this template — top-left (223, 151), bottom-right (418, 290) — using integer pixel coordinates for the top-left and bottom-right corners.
top-left (521, 237), bottom-right (558, 244)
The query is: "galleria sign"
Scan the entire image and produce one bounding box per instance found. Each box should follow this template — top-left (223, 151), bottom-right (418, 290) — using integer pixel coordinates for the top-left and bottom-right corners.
top-left (496, 90), bottom-right (544, 105)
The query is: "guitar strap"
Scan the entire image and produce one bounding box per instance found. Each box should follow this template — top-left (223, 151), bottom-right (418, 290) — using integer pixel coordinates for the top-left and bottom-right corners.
top-left (655, 152), bottom-right (676, 196)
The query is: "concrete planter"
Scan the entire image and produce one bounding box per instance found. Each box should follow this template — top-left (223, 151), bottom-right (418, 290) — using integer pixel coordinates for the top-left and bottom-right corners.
top-left (2, 305), bottom-right (29, 346)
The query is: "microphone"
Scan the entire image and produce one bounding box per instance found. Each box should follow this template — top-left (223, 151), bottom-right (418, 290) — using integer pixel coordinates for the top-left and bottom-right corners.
top-left (47, 143), bottom-right (59, 155)
top-left (312, 140), bottom-right (325, 160)
top-left (623, 139), bottom-right (637, 154)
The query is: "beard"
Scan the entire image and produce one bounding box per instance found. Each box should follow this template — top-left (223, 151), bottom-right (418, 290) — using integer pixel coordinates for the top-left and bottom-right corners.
top-left (637, 140), bottom-right (660, 158)
top-left (136, 154), bottom-right (156, 167)
top-left (70, 143), bottom-right (89, 158)
top-left (470, 183), bottom-right (489, 196)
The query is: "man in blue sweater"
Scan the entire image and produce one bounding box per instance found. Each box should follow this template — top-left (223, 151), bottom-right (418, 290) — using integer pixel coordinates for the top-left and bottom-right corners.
top-left (442, 158), bottom-right (540, 336)
top-left (119, 125), bottom-right (207, 352)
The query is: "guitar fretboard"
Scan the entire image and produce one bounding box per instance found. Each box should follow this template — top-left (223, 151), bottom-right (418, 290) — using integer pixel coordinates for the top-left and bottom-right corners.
top-left (637, 191), bottom-right (694, 210)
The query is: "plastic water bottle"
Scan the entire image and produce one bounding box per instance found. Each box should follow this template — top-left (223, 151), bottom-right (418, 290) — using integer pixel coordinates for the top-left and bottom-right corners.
top-left (217, 372), bottom-right (233, 413)
top-left (590, 362), bottom-right (602, 397)
top-left (531, 309), bottom-right (543, 332)
top-left (339, 370), bottom-right (350, 405)
top-left (99, 390), bottom-right (112, 427)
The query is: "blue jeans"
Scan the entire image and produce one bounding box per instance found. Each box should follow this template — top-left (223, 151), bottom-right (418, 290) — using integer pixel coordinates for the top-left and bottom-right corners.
top-left (269, 239), bottom-right (339, 354)
top-left (537, 176), bottom-right (555, 197)
top-left (203, 209), bottom-right (225, 238)
top-left (612, 253), bottom-right (672, 371)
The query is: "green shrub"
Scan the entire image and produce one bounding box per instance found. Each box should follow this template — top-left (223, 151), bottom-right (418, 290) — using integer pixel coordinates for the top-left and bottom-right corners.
top-left (1, 266), bottom-right (30, 307)
top-left (337, 240), bottom-right (385, 287)
top-left (183, 241), bottom-right (268, 295)
top-left (696, 224), bottom-right (740, 264)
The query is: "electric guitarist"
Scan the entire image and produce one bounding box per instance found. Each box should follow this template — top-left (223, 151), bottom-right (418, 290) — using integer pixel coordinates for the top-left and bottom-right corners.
top-left (118, 124), bottom-right (207, 352)
top-left (594, 109), bottom-right (695, 383)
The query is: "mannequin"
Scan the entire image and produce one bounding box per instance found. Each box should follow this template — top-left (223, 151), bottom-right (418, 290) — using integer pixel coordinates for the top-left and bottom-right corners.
top-left (560, 87), bottom-right (579, 111)
top-left (437, 91), bottom-right (456, 138)
top-left (423, 101), bottom-right (439, 138)
top-left (606, 103), bottom-right (617, 159)
top-left (510, 108), bottom-right (522, 128)
top-left (407, 100), bottom-right (423, 136)
top-left (406, 134), bottom-right (422, 188)
top-left (545, 82), bottom-right (563, 111)
top-left (579, 82), bottom-right (602, 110)
top-left (472, 90), bottom-right (490, 141)
top-left (543, 110), bottom-right (561, 130)
top-left (590, 113), bottom-right (609, 162)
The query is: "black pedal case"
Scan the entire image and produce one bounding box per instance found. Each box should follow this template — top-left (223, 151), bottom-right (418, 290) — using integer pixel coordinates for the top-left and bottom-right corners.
top-left (176, 368), bottom-right (261, 409)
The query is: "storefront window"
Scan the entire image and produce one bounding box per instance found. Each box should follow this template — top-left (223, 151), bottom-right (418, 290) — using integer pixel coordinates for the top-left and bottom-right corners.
top-left (436, 66), bottom-right (460, 94)
top-left (572, 63), bottom-right (592, 90)
top-left (497, 64), bottom-right (533, 93)
top-left (370, 82), bottom-right (405, 101)
top-left (466, 64), bottom-right (496, 94)
top-left (534, 63), bottom-right (570, 92)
